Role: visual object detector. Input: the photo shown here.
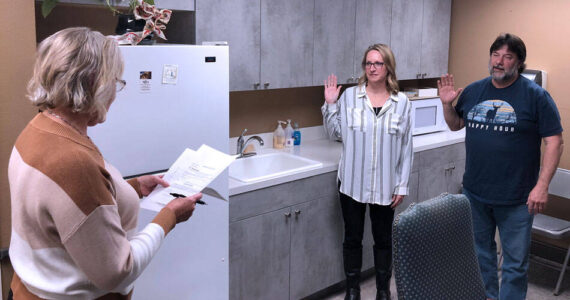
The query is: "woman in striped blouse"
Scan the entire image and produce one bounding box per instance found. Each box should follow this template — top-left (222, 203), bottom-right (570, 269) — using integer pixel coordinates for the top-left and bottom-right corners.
top-left (322, 44), bottom-right (413, 300)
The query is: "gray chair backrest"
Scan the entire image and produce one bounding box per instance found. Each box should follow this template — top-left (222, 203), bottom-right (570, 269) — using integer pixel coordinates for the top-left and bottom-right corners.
top-left (392, 193), bottom-right (486, 300)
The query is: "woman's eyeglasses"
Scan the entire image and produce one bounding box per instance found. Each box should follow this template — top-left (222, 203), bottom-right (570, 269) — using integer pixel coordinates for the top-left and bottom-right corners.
top-left (365, 62), bottom-right (385, 69)
top-left (116, 79), bottom-right (127, 92)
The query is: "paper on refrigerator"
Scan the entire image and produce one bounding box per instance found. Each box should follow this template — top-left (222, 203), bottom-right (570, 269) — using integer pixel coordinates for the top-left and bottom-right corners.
top-left (143, 145), bottom-right (236, 207)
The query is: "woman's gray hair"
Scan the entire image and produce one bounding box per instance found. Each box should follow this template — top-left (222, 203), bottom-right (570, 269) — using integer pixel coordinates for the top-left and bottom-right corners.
top-left (27, 27), bottom-right (124, 123)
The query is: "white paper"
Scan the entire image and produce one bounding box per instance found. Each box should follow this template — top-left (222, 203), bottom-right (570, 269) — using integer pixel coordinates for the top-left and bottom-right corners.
top-left (162, 64), bottom-right (178, 84)
top-left (145, 145), bottom-right (236, 206)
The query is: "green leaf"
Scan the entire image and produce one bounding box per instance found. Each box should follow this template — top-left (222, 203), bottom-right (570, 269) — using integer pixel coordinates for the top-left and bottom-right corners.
top-left (143, 0), bottom-right (155, 5)
top-left (103, 0), bottom-right (121, 14)
top-left (42, 0), bottom-right (59, 18)
top-left (127, 0), bottom-right (135, 12)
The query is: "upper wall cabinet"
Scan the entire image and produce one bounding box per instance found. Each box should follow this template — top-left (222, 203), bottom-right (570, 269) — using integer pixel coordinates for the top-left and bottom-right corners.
top-left (313, 0), bottom-right (356, 85)
top-left (196, 0), bottom-right (260, 91)
top-left (53, 0), bottom-right (195, 11)
top-left (353, 0), bottom-right (392, 81)
top-left (261, 0), bottom-right (314, 90)
top-left (391, 0), bottom-right (451, 80)
top-left (196, 0), bottom-right (314, 91)
top-left (197, 0), bottom-right (450, 90)
top-left (313, 0), bottom-right (391, 85)
top-left (420, 0), bottom-right (451, 79)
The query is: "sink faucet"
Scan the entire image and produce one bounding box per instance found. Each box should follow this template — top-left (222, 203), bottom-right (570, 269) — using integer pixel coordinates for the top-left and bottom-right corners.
top-left (236, 129), bottom-right (264, 158)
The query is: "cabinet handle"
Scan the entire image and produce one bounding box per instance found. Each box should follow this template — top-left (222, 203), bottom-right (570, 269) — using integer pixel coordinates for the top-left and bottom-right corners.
top-left (253, 82), bottom-right (260, 89)
top-left (294, 210), bottom-right (301, 216)
top-left (422, 73), bottom-right (427, 79)
top-left (284, 212), bottom-right (291, 218)
top-left (416, 73), bottom-right (421, 79)
top-left (263, 82), bottom-right (270, 89)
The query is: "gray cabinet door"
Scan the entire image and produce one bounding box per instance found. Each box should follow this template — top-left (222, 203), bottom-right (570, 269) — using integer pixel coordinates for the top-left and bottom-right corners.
top-left (390, 0), bottom-right (423, 80)
top-left (313, 0), bottom-right (357, 85)
top-left (229, 207), bottom-right (291, 300)
top-left (418, 166), bottom-right (448, 200)
top-left (195, 0), bottom-right (260, 91)
top-left (261, 0), bottom-right (314, 89)
top-left (396, 171), bottom-right (419, 215)
top-left (391, 0), bottom-right (451, 80)
top-left (445, 142), bottom-right (465, 194)
top-left (446, 159), bottom-right (465, 194)
top-left (420, 0), bottom-right (451, 78)
top-left (290, 195), bottom-right (344, 299)
top-left (354, 0), bottom-right (392, 80)
top-left (417, 143), bottom-right (466, 201)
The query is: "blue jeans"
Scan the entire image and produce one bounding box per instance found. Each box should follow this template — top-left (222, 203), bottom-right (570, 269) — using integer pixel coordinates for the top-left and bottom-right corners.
top-left (463, 189), bottom-right (533, 300)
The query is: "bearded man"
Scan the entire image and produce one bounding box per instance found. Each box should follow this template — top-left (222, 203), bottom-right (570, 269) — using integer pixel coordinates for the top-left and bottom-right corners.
top-left (437, 33), bottom-right (564, 300)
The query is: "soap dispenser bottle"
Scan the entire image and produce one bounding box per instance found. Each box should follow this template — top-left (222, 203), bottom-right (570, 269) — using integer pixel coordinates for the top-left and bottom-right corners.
top-left (284, 119), bottom-right (294, 148)
top-left (273, 121), bottom-right (286, 149)
top-left (293, 122), bottom-right (301, 146)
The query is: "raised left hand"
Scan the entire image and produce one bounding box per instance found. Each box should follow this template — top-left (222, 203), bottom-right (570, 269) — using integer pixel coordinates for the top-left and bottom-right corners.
top-left (527, 184), bottom-right (548, 215)
top-left (391, 194), bottom-right (404, 209)
top-left (137, 175), bottom-right (170, 196)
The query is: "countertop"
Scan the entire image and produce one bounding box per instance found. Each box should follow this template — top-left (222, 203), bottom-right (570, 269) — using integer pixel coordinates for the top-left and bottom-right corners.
top-left (229, 127), bottom-right (465, 196)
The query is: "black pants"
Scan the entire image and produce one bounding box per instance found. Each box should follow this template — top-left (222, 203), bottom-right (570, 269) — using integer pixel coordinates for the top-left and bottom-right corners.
top-left (339, 190), bottom-right (395, 252)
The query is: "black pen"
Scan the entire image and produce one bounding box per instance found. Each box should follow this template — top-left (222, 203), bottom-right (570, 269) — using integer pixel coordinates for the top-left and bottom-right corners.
top-left (170, 192), bottom-right (207, 205)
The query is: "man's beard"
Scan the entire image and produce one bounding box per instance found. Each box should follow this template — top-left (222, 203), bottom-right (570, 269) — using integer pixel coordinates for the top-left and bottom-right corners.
top-left (488, 63), bottom-right (518, 84)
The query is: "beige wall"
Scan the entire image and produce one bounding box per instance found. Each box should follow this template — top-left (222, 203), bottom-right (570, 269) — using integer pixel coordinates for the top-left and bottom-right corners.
top-left (0, 0), bottom-right (37, 297)
top-left (449, 0), bottom-right (570, 169)
top-left (229, 86), bottom-right (326, 137)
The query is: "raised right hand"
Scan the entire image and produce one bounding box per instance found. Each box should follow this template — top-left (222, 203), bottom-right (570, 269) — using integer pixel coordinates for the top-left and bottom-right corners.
top-left (166, 192), bottom-right (202, 223)
top-left (437, 74), bottom-right (463, 106)
top-left (324, 74), bottom-right (342, 104)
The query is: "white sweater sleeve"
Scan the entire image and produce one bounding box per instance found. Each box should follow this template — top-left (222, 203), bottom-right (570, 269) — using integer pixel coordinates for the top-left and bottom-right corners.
top-left (111, 223), bottom-right (165, 294)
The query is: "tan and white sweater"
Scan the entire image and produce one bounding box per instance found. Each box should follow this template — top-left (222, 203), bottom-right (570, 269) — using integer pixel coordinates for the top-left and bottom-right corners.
top-left (8, 112), bottom-right (177, 300)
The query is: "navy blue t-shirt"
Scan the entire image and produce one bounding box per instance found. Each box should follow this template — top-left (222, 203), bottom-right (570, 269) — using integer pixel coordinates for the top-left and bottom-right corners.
top-left (455, 76), bottom-right (562, 205)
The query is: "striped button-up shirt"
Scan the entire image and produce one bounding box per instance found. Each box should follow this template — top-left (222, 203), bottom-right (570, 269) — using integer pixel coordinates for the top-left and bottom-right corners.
top-left (322, 85), bottom-right (413, 205)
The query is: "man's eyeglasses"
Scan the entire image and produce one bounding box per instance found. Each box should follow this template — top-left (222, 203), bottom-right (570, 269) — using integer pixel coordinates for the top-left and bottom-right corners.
top-left (116, 79), bottom-right (126, 92)
top-left (365, 62), bottom-right (385, 69)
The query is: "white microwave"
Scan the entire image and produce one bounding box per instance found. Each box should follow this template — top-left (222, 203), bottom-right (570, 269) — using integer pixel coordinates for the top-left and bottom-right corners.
top-left (410, 97), bottom-right (448, 135)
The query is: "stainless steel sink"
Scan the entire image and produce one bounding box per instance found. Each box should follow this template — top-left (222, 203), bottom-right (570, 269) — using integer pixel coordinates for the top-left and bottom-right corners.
top-left (229, 152), bottom-right (322, 183)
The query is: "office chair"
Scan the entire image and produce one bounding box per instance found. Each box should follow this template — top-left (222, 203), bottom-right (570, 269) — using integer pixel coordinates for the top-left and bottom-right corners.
top-left (392, 193), bottom-right (486, 299)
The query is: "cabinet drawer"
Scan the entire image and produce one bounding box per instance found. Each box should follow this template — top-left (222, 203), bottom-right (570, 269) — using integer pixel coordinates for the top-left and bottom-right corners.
top-left (230, 172), bottom-right (338, 222)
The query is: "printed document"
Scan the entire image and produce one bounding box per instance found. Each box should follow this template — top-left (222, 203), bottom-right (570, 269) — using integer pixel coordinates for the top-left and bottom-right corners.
top-left (143, 145), bottom-right (236, 208)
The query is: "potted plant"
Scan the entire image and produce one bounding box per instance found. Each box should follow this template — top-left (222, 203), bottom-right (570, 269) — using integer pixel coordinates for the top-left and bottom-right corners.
top-left (41, 0), bottom-right (171, 45)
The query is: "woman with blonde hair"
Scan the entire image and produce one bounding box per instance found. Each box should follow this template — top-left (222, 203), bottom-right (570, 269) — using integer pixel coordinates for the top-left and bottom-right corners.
top-left (8, 27), bottom-right (200, 299)
top-left (322, 44), bottom-right (413, 300)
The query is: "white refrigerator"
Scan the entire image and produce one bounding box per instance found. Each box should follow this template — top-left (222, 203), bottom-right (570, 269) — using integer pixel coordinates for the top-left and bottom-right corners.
top-left (89, 45), bottom-right (229, 299)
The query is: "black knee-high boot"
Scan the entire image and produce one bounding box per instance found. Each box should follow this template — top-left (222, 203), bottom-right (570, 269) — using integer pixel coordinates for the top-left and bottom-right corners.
top-left (374, 246), bottom-right (392, 300)
top-left (344, 247), bottom-right (362, 300)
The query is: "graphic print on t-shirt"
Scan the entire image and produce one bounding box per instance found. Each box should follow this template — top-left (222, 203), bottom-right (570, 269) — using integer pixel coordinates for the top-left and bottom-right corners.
top-left (466, 100), bottom-right (516, 132)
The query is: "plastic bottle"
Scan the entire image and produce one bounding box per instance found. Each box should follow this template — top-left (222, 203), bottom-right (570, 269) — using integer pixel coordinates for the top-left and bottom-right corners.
top-left (273, 121), bottom-right (286, 149)
top-left (284, 119), bottom-right (294, 148)
top-left (293, 122), bottom-right (301, 146)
